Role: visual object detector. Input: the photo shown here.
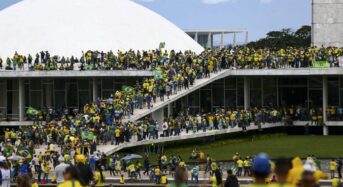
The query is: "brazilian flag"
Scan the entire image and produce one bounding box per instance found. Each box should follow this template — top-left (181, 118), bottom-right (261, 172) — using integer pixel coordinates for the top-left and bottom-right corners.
top-left (81, 131), bottom-right (95, 141)
top-left (17, 146), bottom-right (33, 162)
top-left (153, 71), bottom-right (163, 79)
top-left (121, 86), bottom-right (135, 95)
top-left (26, 107), bottom-right (41, 117)
top-left (159, 42), bottom-right (166, 49)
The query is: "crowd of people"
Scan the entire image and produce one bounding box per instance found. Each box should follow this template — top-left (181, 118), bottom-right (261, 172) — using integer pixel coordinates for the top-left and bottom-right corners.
top-left (0, 147), bottom-right (342, 187)
top-left (0, 47), bottom-right (342, 71)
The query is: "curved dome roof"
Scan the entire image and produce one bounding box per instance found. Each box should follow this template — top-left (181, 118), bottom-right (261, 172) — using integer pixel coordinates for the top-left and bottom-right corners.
top-left (0, 0), bottom-right (203, 57)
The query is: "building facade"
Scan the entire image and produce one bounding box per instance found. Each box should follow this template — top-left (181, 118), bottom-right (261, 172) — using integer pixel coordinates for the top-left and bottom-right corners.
top-left (1, 69), bottom-right (343, 134)
top-left (312, 0), bottom-right (343, 47)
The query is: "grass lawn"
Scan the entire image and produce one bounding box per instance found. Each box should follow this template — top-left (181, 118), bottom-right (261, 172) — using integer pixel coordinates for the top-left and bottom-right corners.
top-left (119, 133), bottom-right (343, 163)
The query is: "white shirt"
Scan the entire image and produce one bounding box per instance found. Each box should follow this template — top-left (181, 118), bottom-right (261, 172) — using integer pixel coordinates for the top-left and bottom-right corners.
top-left (1, 169), bottom-right (11, 187)
top-left (55, 163), bottom-right (69, 183)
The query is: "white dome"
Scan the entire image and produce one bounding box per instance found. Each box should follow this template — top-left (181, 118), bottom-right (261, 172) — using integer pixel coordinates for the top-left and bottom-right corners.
top-left (0, 0), bottom-right (203, 57)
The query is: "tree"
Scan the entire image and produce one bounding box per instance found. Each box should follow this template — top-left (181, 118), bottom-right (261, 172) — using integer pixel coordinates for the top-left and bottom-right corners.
top-left (247, 25), bottom-right (311, 48)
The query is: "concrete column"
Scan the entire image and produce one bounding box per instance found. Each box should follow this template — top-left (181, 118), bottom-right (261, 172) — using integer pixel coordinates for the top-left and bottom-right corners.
top-left (92, 78), bottom-right (98, 102)
top-left (194, 32), bottom-right (198, 43)
top-left (245, 31), bottom-right (249, 45)
top-left (152, 108), bottom-right (164, 129)
top-left (322, 76), bottom-right (329, 136)
top-left (244, 77), bottom-right (250, 110)
top-left (207, 33), bottom-right (212, 49)
top-left (220, 32), bottom-right (224, 49)
top-left (233, 33), bottom-right (237, 47)
top-left (18, 78), bottom-right (25, 121)
top-left (167, 103), bottom-right (173, 117)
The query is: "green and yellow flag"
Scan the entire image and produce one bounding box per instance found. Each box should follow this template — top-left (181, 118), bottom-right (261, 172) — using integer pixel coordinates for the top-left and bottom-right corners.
top-left (17, 146), bottom-right (33, 162)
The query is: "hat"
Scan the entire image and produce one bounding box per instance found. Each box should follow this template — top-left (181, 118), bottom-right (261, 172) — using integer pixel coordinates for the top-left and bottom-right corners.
top-left (252, 153), bottom-right (271, 174)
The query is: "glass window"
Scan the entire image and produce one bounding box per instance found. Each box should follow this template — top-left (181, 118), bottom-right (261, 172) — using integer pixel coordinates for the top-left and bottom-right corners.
top-left (237, 78), bottom-right (244, 107)
top-left (328, 78), bottom-right (339, 106)
top-left (79, 91), bottom-right (90, 107)
top-left (188, 90), bottom-right (200, 107)
top-left (309, 77), bottom-right (322, 88)
top-left (102, 79), bottom-right (113, 90)
top-left (251, 78), bottom-right (261, 89)
top-left (213, 84), bottom-right (224, 107)
top-left (279, 77), bottom-right (307, 86)
top-left (30, 91), bottom-right (42, 109)
top-left (43, 84), bottom-right (54, 108)
top-left (251, 89), bottom-right (262, 107)
top-left (54, 79), bottom-right (65, 90)
top-left (55, 91), bottom-right (65, 109)
top-left (7, 90), bottom-right (19, 120)
top-left (309, 89), bottom-right (322, 108)
top-left (78, 79), bottom-right (89, 90)
top-left (225, 77), bottom-right (236, 89)
top-left (0, 82), bottom-right (6, 107)
top-left (7, 79), bottom-right (18, 90)
top-left (66, 84), bottom-right (78, 107)
top-left (200, 90), bottom-right (212, 113)
top-left (24, 84), bottom-right (30, 108)
top-left (263, 78), bottom-right (277, 107)
top-left (30, 79), bottom-right (41, 90)
top-left (225, 90), bottom-right (236, 108)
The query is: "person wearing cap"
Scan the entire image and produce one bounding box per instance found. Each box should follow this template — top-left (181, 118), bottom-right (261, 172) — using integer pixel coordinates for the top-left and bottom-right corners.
top-left (55, 156), bottom-right (70, 184)
top-left (249, 153), bottom-right (271, 187)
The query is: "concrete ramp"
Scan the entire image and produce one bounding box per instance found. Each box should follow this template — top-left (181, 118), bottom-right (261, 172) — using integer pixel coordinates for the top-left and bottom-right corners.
top-left (123, 69), bottom-right (231, 122)
top-left (101, 123), bottom-right (285, 155)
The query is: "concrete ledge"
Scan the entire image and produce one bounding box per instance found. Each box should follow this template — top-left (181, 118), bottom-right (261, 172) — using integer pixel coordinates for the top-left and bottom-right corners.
top-left (2, 68), bottom-right (343, 78)
top-left (0, 70), bottom-right (153, 78)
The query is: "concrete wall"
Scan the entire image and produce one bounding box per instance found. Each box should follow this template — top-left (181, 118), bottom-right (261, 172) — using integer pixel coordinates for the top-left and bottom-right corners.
top-left (313, 0), bottom-right (343, 47)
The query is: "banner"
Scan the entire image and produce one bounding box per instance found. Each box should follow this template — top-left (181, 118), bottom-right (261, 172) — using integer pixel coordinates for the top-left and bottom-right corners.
top-left (313, 61), bottom-right (329, 68)
top-left (17, 146), bottom-right (33, 162)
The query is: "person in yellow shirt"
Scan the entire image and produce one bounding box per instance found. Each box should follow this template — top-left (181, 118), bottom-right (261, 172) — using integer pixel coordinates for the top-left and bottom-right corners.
top-left (331, 159), bottom-right (338, 178)
top-left (155, 166), bottom-right (161, 184)
top-left (161, 174), bottom-right (168, 185)
top-left (243, 159), bottom-right (251, 176)
top-left (119, 174), bottom-right (125, 184)
top-left (115, 128), bottom-right (121, 145)
top-left (332, 177), bottom-right (342, 187)
top-left (32, 179), bottom-right (39, 187)
top-left (57, 166), bottom-right (82, 187)
top-left (237, 158), bottom-right (243, 176)
top-left (287, 157), bottom-right (304, 186)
